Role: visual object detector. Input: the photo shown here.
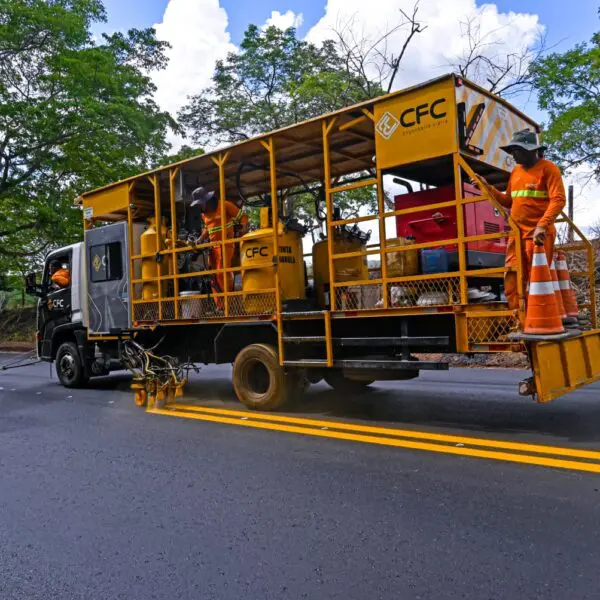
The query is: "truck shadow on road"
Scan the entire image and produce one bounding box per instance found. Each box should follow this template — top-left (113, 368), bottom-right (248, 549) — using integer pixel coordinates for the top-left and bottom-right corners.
top-left (180, 375), bottom-right (600, 446)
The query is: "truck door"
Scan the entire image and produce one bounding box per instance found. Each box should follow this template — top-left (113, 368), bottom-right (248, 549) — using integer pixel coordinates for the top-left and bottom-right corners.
top-left (39, 251), bottom-right (73, 359)
top-left (86, 222), bottom-right (132, 334)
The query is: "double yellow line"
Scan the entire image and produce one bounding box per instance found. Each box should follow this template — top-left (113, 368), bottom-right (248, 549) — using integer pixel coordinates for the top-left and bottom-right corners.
top-left (149, 404), bottom-right (600, 473)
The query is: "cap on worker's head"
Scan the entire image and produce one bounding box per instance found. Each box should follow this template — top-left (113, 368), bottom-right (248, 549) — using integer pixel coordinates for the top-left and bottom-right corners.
top-left (190, 187), bottom-right (216, 210)
top-left (500, 128), bottom-right (546, 154)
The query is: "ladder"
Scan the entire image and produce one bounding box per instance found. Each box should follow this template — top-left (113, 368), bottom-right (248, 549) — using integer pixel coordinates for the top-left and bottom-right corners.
top-left (278, 311), bottom-right (333, 368)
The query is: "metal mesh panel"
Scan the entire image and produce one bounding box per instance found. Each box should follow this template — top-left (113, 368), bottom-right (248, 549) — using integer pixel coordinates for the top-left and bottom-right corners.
top-left (387, 277), bottom-right (460, 308)
top-left (468, 316), bottom-right (518, 343)
top-left (556, 221), bottom-right (597, 319)
top-left (230, 292), bottom-right (276, 317)
top-left (178, 296), bottom-right (220, 319)
top-left (134, 302), bottom-right (158, 322)
top-left (161, 301), bottom-right (176, 321)
top-left (335, 284), bottom-right (382, 310)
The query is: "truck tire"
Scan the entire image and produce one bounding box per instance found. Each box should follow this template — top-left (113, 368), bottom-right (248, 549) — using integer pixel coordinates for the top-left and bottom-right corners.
top-left (56, 342), bottom-right (89, 388)
top-left (233, 344), bottom-right (295, 411)
top-left (324, 371), bottom-right (374, 393)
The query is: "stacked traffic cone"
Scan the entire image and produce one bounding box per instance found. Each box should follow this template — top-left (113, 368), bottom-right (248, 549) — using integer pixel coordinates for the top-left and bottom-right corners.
top-left (549, 259), bottom-right (566, 320)
top-left (523, 244), bottom-right (565, 335)
top-left (555, 251), bottom-right (580, 325)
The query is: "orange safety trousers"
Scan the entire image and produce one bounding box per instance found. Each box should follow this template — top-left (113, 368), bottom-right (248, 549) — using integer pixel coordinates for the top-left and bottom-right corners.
top-left (209, 238), bottom-right (234, 309)
top-left (504, 229), bottom-right (556, 311)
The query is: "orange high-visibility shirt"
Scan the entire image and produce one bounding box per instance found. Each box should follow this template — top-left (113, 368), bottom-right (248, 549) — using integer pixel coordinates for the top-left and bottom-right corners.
top-left (51, 268), bottom-right (70, 288)
top-left (202, 201), bottom-right (248, 241)
top-left (487, 159), bottom-right (566, 238)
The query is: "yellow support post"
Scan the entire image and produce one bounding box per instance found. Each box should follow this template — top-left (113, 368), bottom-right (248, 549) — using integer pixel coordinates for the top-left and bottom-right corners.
top-left (127, 181), bottom-right (136, 325)
top-left (169, 168), bottom-right (180, 320)
top-left (211, 153), bottom-right (231, 317)
top-left (376, 167), bottom-right (389, 309)
top-left (322, 118), bottom-right (337, 311)
top-left (452, 154), bottom-right (468, 305)
top-left (260, 138), bottom-right (284, 364)
top-left (324, 310), bottom-right (333, 367)
top-left (149, 174), bottom-right (163, 321)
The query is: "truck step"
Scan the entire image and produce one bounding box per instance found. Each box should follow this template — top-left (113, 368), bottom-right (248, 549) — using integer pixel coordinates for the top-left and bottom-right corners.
top-left (332, 336), bottom-right (449, 348)
top-left (332, 359), bottom-right (448, 371)
top-left (282, 336), bottom-right (327, 343)
top-left (280, 311), bottom-right (327, 320)
top-left (283, 360), bottom-right (329, 368)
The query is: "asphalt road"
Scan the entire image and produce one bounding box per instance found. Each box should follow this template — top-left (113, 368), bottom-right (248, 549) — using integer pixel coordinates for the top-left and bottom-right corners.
top-left (2, 355), bottom-right (600, 600)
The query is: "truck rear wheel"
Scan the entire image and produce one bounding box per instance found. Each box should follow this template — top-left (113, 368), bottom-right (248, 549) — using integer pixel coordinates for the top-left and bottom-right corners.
top-left (233, 344), bottom-right (297, 411)
top-left (56, 341), bottom-right (89, 388)
top-left (325, 371), bottom-right (374, 393)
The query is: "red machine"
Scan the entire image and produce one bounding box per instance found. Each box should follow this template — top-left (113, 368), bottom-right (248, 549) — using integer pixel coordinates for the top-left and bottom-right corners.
top-left (394, 182), bottom-right (508, 270)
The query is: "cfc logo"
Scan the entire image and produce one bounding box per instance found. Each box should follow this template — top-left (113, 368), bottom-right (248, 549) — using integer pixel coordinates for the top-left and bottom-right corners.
top-left (245, 246), bottom-right (269, 259)
top-left (376, 98), bottom-right (448, 140)
top-left (47, 298), bottom-right (65, 310)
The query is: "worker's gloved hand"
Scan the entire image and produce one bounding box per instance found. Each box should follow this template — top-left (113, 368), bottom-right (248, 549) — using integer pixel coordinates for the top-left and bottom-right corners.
top-left (533, 226), bottom-right (546, 246)
top-left (470, 175), bottom-right (489, 190)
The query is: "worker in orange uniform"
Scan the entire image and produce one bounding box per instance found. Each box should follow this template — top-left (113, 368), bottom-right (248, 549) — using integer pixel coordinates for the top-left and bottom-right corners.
top-left (50, 263), bottom-right (70, 289)
top-left (473, 129), bottom-right (566, 312)
top-left (191, 187), bottom-right (249, 310)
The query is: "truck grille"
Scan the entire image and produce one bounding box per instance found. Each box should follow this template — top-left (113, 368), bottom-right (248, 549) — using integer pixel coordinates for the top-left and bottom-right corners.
top-left (484, 221), bottom-right (500, 234)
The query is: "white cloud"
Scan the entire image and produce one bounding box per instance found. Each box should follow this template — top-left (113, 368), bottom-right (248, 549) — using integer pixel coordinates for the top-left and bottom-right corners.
top-left (306, 0), bottom-right (544, 92)
top-left (151, 0), bottom-right (236, 124)
top-left (263, 10), bottom-right (304, 31)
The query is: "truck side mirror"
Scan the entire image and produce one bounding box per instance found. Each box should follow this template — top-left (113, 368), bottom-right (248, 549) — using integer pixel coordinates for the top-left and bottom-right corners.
top-left (24, 272), bottom-right (44, 297)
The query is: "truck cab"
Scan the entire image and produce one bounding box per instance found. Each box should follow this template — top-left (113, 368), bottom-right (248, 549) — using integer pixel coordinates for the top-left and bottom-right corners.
top-left (27, 235), bottom-right (125, 387)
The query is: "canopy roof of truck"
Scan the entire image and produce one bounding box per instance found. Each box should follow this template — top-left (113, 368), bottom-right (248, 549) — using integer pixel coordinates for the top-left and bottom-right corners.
top-left (77, 73), bottom-right (539, 210)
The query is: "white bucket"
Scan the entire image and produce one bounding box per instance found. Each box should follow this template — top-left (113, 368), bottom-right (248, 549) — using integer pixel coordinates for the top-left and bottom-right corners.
top-left (179, 291), bottom-right (200, 319)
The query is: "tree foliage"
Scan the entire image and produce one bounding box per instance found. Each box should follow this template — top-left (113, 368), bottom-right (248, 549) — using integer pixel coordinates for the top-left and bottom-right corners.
top-left (180, 25), bottom-right (395, 239)
top-left (531, 13), bottom-right (599, 181)
top-left (0, 0), bottom-right (177, 264)
top-left (179, 25), bottom-right (376, 147)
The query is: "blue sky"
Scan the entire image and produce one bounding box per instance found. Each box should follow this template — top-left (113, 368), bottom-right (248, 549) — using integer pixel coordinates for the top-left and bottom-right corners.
top-left (100, 0), bottom-right (598, 49)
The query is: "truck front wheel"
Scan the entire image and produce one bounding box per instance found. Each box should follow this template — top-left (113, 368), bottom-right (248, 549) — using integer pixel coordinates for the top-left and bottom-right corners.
top-left (56, 342), bottom-right (88, 388)
top-left (233, 344), bottom-right (297, 411)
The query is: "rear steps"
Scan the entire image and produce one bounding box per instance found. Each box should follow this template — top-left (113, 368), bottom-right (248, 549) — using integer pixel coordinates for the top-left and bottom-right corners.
top-left (280, 311), bottom-right (333, 367)
top-left (279, 310), bottom-right (450, 369)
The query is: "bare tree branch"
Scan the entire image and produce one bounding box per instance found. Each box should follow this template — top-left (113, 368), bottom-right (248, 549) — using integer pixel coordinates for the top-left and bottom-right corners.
top-left (449, 14), bottom-right (552, 97)
top-left (332, 1), bottom-right (427, 97)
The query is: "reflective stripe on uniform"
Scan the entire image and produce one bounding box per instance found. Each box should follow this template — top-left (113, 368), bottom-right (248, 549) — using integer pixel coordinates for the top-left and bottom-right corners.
top-left (529, 281), bottom-right (555, 296)
top-left (511, 190), bottom-right (549, 198)
top-left (208, 222), bottom-right (235, 234)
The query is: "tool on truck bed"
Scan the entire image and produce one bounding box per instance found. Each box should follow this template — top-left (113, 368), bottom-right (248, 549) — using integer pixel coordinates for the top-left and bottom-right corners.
top-left (121, 339), bottom-right (197, 408)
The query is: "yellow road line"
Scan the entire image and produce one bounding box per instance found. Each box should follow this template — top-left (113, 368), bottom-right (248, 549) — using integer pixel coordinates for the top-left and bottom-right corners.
top-left (150, 408), bottom-right (600, 474)
top-left (168, 403), bottom-right (600, 462)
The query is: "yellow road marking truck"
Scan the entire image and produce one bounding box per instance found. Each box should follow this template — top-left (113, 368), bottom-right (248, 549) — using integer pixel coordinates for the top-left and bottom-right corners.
top-left (26, 74), bottom-right (600, 409)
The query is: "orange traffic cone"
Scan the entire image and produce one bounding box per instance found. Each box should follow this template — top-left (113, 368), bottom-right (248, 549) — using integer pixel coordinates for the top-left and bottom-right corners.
top-left (549, 259), bottom-right (566, 320)
top-left (555, 251), bottom-right (580, 320)
top-left (523, 244), bottom-right (565, 335)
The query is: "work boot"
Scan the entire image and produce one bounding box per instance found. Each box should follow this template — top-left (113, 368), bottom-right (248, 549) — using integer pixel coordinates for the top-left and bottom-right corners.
top-left (518, 377), bottom-right (536, 397)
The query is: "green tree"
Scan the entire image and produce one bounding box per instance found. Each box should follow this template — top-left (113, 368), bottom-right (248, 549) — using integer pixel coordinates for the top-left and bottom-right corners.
top-left (180, 25), bottom-right (388, 240)
top-left (531, 12), bottom-right (599, 180)
top-left (0, 0), bottom-right (177, 264)
top-left (179, 25), bottom-right (376, 147)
